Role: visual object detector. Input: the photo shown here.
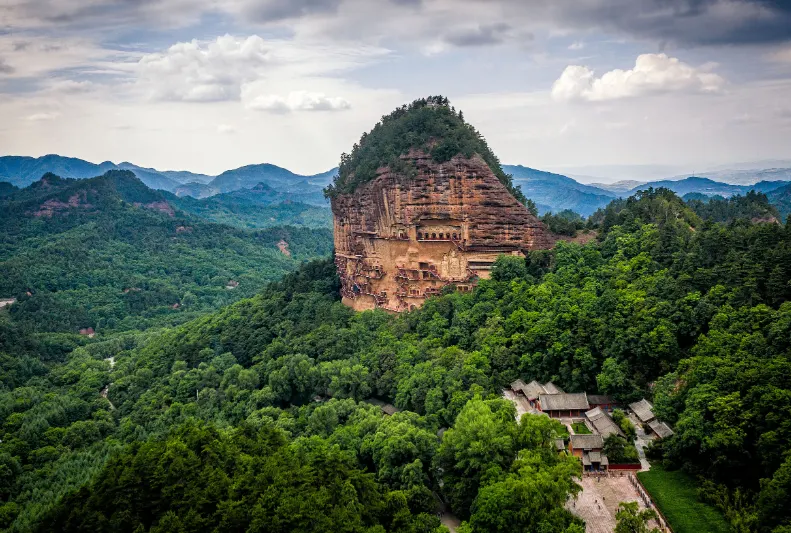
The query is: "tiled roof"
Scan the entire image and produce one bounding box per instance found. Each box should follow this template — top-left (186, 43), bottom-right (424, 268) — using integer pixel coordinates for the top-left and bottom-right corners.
top-left (648, 420), bottom-right (674, 438)
top-left (582, 450), bottom-right (609, 466)
top-left (521, 380), bottom-right (549, 400)
top-left (570, 434), bottom-right (604, 450)
top-left (540, 392), bottom-right (590, 411)
top-left (543, 381), bottom-right (564, 394)
top-left (587, 394), bottom-right (614, 405)
top-left (585, 407), bottom-right (624, 438)
top-left (629, 399), bottom-right (655, 423)
top-left (510, 379), bottom-right (527, 391)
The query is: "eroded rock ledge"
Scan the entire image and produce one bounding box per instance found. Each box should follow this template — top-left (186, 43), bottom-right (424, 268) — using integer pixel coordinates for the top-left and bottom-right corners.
top-left (331, 151), bottom-right (555, 312)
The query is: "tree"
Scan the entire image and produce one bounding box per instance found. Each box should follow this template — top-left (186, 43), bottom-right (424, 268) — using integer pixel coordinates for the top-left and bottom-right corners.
top-left (360, 412), bottom-right (439, 489)
top-left (614, 501), bottom-right (660, 533)
top-left (436, 398), bottom-right (516, 516)
top-left (525, 198), bottom-right (538, 217)
top-left (611, 410), bottom-right (637, 441)
top-left (596, 358), bottom-right (633, 400)
top-left (517, 414), bottom-right (567, 451)
top-left (491, 256), bottom-right (528, 283)
top-left (603, 434), bottom-right (639, 465)
top-left (466, 453), bottom-right (583, 533)
top-left (757, 454), bottom-right (791, 532)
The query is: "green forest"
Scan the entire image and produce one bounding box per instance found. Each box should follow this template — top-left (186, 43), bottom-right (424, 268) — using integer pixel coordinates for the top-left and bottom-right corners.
top-left (169, 184), bottom-right (331, 230)
top-left (0, 170), bottom-right (332, 341)
top-left (3, 178), bottom-right (791, 531)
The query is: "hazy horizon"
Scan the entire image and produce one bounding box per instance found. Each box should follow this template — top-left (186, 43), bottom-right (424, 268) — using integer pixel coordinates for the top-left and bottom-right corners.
top-left (6, 152), bottom-right (791, 185)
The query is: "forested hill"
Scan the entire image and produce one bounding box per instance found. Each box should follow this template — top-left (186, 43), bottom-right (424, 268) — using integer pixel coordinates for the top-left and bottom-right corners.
top-left (3, 187), bottom-right (791, 532)
top-left (767, 182), bottom-right (791, 218)
top-left (0, 170), bottom-right (333, 338)
top-left (207, 163), bottom-right (336, 194)
top-left (326, 96), bottom-right (528, 204)
top-left (170, 182), bottom-right (331, 229)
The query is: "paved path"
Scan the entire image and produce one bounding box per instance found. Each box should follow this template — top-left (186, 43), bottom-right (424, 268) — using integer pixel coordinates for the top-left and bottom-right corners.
top-left (440, 512), bottom-right (460, 533)
top-left (436, 496), bottom-right (460, 533)
top-left (629, 413), bottom-right (654, 471)
top-left (502, 389), bottom-right (539, 420)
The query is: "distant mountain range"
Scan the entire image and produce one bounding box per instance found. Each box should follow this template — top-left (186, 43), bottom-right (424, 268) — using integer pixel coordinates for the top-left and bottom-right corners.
top-left (502, 165), bottom-right (616, 216)
top-left (502, 168), bottom-right (790, 216)
top-left (588, 180), bottom-right (644, 193)
top-left (669, 167), bottom-right (791, 186)
top-left (3, 154), bottom-right (791, 217)
top-left (0, 154), bottom-right (336, 200)
top-left (0, 155), bottom-right (214, 191)
top-left (208, 164), bottom-right (336, 195)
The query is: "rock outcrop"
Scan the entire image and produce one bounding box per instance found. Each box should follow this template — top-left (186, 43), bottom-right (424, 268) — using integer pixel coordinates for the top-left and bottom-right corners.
top-left (332, 150), bottom-right (555, 312)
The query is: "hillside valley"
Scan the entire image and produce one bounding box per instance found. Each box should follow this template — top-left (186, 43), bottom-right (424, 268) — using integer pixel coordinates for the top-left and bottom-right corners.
top-left (170, 183), bottom-right (332, 229)
top-left (0, 170), bottom-right (333, 338)
top-left (4, 183), bottom-right (791, 533)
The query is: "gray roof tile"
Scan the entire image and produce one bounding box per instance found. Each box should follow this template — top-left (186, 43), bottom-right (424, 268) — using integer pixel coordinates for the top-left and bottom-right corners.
top-left (540, 392), bottom-right (590, 411)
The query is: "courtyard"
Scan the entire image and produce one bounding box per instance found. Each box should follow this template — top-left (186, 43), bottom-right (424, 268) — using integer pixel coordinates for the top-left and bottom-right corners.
top-left (568, 474), bottom-right (664, 533)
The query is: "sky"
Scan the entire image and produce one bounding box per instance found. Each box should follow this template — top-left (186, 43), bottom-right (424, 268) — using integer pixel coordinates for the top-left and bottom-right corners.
top-left (1, 0), bottom-right (791, 179)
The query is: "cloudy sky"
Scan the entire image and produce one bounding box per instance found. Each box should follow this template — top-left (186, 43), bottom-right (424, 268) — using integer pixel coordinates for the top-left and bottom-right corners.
top-left (1, 0), bottom-right (790, 178)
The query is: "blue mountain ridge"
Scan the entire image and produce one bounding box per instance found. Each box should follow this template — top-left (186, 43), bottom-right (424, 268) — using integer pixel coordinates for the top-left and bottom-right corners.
top-left (2, 155), bottom-right (789, 217)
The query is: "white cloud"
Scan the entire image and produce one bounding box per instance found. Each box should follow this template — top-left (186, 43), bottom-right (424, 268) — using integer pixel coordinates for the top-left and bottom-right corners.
top-left (568, 41), bottom-right (584, 50)
top-left (455, 79), bottom-right (791, 171)
top-left (244, 90), bottom-right (351, 112)
top-left (137, 35), bottom-right (270, 102)
top-left (551, 53), bottom-right (726, 102)
top-left (27, 112), bottom-right (60, 121)
top-left (134, 34), bottom-right (387, 105)
top-left (217, 124), bottom-right (237, 134)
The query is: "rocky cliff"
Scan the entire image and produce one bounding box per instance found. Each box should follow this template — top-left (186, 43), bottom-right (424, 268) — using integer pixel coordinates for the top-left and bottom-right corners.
top-left (331, 149), bottom-right (554, 312)
top-left (328, 96), bottom-right (555, 312)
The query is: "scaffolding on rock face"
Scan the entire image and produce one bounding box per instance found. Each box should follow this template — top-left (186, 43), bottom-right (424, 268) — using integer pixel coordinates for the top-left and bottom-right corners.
top-left (395, 267), bottom-right (421, 281)
top-left (337, 254), bottom-right (390, 308)
top-left (336, 230), bottom-right (482, 311)
top-left (381, 232), bottom-right (410, 241)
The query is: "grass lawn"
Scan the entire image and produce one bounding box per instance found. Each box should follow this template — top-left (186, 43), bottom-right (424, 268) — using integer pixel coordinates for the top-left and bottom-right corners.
top-left (638, 466), bottom-right (730, 533)
top-left (571, 422), bottom-right (591, 434)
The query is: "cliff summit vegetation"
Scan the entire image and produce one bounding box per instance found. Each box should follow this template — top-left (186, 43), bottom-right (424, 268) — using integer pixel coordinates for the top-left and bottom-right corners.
top-left (325, 96), bottom-right (529, 206)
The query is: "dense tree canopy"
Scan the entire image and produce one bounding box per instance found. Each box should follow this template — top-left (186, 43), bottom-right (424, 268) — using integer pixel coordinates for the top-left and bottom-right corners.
top-left (170, 185), bottom-right (331, 229)
top-left (3, 185), bottom-right (791, 532)
top-left (0, 171), bottom-right (332, 337)
top-left (684, 190), bottom-right (779, 223)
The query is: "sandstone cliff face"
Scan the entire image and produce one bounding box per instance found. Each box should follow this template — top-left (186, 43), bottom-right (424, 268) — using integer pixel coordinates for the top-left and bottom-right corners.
top-left (332, 151), bottom-right (555, 312)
